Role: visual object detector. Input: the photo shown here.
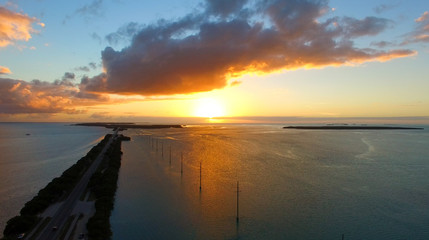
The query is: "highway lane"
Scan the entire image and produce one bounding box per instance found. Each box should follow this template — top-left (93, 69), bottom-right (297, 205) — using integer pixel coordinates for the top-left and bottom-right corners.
top-left (32, 130), bottom-right (118, 240)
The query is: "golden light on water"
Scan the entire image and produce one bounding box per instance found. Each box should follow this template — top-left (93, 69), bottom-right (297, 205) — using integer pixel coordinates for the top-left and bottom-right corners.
top-left (194, 98), bottom-right (226, 118)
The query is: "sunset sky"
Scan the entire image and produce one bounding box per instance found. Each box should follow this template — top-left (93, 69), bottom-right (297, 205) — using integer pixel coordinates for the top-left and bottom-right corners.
top-left (1, 0), bottom-right (428, 123)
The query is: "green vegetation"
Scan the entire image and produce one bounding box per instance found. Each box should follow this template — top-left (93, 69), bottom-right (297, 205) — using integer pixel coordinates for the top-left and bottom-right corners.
top-left (2, 215), bottom-right (39, 239)
top-left (2, 135), bottom-right (112, 238)
top-left (86, 135), bottom-right (127, 240)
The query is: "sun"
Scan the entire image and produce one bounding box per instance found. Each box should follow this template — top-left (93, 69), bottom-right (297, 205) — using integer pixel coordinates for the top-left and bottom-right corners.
top-left (194, 98), bottom-right (225, 118)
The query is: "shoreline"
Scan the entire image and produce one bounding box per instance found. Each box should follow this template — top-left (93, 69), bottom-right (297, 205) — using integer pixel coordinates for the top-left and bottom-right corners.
top-left (2, 131), bottom-right (128, 240)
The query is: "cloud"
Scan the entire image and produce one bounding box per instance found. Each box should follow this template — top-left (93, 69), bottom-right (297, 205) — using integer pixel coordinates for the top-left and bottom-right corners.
top-left (53, 72), bottom-right (75, 86)
top-left (370, 41), bottom-right (393, 48)
top-left (0, 77), bottom-right (110, 114)
top-left (341, 17), bottom-right (392, 38)
top-left (90, 112), bottom-right (112, 119)
top-left (91, 32), bottom-right (103, 44)
top-left (75, 0), bottom-right (104, 18)
top-left (105, 22), bottom-right (140, 45)
top-left (76, 0), bottom-right (413, 96)
top-left (402, 11), bottom-right (429, 44)
top-left (205, 0), bottom-right (248, 17)
top-left (76, 66), bottom-right (90, 72)
top-left (0, 66), bottom-right (11, 74)
top-left (75, 62), bottom-right (98, 72)
top-left (64, 0), bottom-right (106, 23)
top-left (0, 6), bottom-right (44, 47)
top-left (415, 11), bottom-right (429, 22)
top-left (373, 3), bottom-right (399, 14)
top-left (89, 62), bottom-right (97, 69)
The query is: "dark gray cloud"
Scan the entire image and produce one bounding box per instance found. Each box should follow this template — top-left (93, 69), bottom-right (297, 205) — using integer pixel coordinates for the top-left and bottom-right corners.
top-left (341, 17), bottom-right (392, 38)
top-left (89, 62), bottom-right (97, 69)
top-left (75, 62), bottom-right (99, 72)
top-left (76, 66), bottom-right (90, 72)
top-left (105, 22), bottom-right (140, 45)
top-left (205, 0), bottom-right (248, 17)
top-left (64, 0), bottom-right (106, 23)
top-left (53, 72), bottom-right (75, 86)
top-left (75, 0), bottom-right (104, 18)
top-left (91, 32), bottom-right (103, 44)
top-left (371, 40), bottom-right (393, 48)
top-left (374, 3), bottom-right (399, 14)
top-left (80, 0), bottom-right (415, 96)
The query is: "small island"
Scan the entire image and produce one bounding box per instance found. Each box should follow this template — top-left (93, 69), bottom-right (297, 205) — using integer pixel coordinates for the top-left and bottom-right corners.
top-left (74, 122), bottom-right (183, 129)
top-left (284, 125), bottom-right (424, 130)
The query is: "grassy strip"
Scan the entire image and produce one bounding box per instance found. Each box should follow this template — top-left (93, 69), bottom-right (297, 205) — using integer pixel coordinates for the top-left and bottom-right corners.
top-left (28, 217), bottom-right (51, 240)
top-left (86, 135), bottom-right (129, 240)
top-left (80, 188), bottom-right (89, 201)
top-left (2, 134), bottom-right (112, 238)
top-left (86, 192), bottom-right (97, 202)
top-left (58, 215), bottom-right (75, 240)
top-left (67, 214), bottom-right (84, 240)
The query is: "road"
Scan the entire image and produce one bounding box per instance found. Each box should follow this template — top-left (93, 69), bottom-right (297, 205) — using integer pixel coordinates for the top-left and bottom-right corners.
top-left (32, 130), bottom-right (118, 240)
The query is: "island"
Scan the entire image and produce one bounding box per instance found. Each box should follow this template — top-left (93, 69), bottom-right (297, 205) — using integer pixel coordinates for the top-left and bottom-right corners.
top-left (284, 125), bottom-right (424, 130)
top-left (74, 122), bottom-right (183, 129)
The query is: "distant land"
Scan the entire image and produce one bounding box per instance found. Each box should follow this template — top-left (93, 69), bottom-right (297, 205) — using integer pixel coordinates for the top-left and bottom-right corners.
top-left (75, 122), bottom-right (183, 129)
top-left (284, 125), bottom-right (424, 130)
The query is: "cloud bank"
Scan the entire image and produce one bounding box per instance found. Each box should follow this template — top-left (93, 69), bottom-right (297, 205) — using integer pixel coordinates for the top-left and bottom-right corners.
top-left (0, 76), bottom-right (109, 114)
top-left (81, 0), bottom-right (415, 96)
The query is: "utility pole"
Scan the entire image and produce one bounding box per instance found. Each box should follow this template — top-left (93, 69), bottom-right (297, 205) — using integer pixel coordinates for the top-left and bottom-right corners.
top-left (181, 152), bottom-right (183, 176)
top-left (199, 161), bottom-right (202, 192)
top-left (236, 181), bottom-right (240, 223)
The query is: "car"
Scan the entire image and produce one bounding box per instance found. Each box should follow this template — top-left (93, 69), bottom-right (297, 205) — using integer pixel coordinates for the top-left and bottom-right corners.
top-left (17, 233), bottom-right (25, 239)
top-left (78, 233), bottom-right (85, 239)
top-left (52, 226), bottom-right (58, 231)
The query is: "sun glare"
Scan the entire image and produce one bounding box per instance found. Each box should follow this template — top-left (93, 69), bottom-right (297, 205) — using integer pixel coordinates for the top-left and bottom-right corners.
top-left (194, 98), bottom-right (225, 118)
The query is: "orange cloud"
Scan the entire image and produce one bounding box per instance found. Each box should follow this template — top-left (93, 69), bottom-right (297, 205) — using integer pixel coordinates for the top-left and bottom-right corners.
top-left (0, 66), bottom-right (11, 74)
top-left (403, 11), bottom-right (429, 44)
top-left (81, 0), bottom-right (415, 96)
top-left (0, 6), bottom-right (43, 47)
top-left (415, 11), bottom-right (428, 22)
top-left (0, 76), bottom-right (110, 114)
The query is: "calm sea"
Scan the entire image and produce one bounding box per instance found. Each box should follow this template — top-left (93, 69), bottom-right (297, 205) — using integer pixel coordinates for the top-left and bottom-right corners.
top-left (0, 122), bottom-right (109, 234)
top-left (111, 125), bottom-right (429, 240)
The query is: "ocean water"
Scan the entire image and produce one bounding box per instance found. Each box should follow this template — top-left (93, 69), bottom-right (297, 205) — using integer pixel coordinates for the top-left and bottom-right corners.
top-left (0, 123), bottom-right (109, 234)
top-left (111, 125), bottom-right (429, 240)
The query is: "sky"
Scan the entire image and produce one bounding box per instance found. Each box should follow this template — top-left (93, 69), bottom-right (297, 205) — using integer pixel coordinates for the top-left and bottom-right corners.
top-left (0, 0), bottom-right (428, 123)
